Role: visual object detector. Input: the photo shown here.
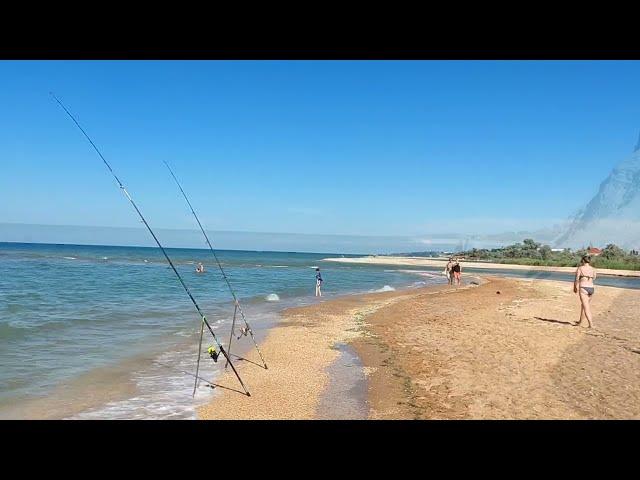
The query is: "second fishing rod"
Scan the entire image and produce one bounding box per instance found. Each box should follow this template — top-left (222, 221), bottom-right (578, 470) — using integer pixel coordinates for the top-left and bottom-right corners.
top-left (163, 161), bottom-right (268, 370)
top-left (50, 93), bottom-right (250, 397)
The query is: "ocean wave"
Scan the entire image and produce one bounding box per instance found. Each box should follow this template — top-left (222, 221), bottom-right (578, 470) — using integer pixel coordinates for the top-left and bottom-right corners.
top-left (398, 269), bottom-right (438, 278)
top-left (265, 293), bottom-right (280, 302)
top-left (173, 330), bottom-right (193, 337)
top-left (270, 265), bottom-right (289, 268)
top-left (63, 256), bottom-right (77, 260)
top-left (374, 285), bottom-right (395, 292)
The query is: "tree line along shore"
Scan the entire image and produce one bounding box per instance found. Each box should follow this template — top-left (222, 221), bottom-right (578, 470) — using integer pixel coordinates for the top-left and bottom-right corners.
top-left (395, 239), bottom-right (640, 271)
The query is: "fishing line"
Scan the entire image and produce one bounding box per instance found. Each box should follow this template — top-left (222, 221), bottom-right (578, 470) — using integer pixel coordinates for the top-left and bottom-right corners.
top-left (163, 161), bottom-right (268, 370)
top-left (50, 92), bottom-right (250, 397)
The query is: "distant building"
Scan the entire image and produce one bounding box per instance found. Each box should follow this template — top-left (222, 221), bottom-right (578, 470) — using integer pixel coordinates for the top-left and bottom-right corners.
top-left (588, 247), bottom-right (602, 256)
top-left (551, 248), bottom-right (567, 252)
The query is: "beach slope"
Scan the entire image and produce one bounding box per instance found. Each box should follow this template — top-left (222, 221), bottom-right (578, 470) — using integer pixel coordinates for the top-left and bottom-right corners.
top-left (199, 277), bottom-right (640, 419)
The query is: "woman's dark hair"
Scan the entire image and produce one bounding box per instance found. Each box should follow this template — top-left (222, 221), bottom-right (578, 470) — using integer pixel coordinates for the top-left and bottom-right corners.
top-left (316, 268), bottom-right (320, 271)
top-left (581, 255), bottom-right (591, 264)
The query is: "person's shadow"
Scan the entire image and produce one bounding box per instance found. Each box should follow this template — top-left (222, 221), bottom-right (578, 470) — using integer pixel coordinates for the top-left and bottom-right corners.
top-left (533, 316), bottom-right (575, 326)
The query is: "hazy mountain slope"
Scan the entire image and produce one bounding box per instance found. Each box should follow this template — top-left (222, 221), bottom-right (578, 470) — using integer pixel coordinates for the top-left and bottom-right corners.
top-left (555, 133), bottom-right (640, 249)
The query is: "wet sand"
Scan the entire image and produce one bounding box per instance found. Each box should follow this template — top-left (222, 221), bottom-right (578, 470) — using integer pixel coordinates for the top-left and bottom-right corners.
top-left (198, 277), bottom-right (640, 419)
top-left (324, 255), bottom-right (640, 277)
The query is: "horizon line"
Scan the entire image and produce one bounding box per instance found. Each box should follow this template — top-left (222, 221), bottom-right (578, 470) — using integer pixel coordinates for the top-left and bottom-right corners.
top-left (0, 221), bottom-right (550, 241)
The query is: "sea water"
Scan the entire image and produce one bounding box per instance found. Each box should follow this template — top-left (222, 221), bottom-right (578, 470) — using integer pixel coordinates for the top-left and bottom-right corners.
top-left (0, 242), bottom-right (442, 419)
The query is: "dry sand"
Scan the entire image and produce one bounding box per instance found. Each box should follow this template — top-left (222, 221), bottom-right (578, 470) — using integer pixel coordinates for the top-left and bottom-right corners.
top-left (323, 255), bottom-right (640, 277)
top-left (198, 277), bottom-right (640, 419)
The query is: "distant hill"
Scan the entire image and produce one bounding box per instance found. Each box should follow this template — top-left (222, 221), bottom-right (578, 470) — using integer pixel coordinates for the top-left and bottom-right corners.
top-left (555, 133), bottom-right (640, 250)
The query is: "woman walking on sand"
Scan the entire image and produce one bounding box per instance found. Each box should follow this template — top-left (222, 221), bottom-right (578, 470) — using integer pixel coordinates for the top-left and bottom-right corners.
top-left (574, 255), bottom-right (596, 328)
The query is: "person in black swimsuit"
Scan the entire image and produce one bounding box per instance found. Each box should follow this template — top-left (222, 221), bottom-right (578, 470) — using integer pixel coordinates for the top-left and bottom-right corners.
top-left (574, 255), bottom-right (597, 328)
top-left (451, 259), bottom-right (462, 286)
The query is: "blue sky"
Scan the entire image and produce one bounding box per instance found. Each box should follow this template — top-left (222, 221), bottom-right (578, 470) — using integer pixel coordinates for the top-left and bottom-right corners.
top-left (1, 60), bottom-right (639, 249)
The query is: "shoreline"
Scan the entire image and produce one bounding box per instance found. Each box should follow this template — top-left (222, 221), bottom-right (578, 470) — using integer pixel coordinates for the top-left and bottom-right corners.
top-left (323, 256), bottom-right (640, 277)
top-left (198, 275), bottom-right (640, 419)
top-left (197, 285), bottom-right (437, 419)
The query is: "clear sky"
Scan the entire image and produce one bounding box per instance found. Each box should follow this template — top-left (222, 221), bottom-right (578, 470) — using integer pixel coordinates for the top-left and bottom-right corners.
top-left (1, 60), bottom-right (639, 249)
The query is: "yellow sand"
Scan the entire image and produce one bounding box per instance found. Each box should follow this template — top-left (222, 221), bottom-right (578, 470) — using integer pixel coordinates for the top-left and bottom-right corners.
top-left (198, 277), bottom-right (640, 419)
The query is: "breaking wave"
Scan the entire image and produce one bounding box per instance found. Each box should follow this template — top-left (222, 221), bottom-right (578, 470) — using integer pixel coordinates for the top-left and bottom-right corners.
top-left (265, 293), bottom-right (280, 302)
top-left (374, 285), bottom-right (395, 292)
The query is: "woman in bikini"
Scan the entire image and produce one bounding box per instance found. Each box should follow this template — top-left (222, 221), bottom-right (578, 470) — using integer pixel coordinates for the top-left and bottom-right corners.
top-left (574, 255), bottom-right (597, 328)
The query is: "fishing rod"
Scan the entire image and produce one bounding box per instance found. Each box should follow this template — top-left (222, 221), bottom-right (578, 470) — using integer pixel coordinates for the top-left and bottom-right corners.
top-left (163, 161), bottom-right (268, 370)
top-left (50, 93), bottom-right (250, 397)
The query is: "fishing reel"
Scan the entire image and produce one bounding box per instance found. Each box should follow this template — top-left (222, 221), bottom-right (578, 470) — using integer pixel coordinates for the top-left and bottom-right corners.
top-left (237, 326), bottom-right (251, 340)
top-left (207, 345), bottom-right (220, 362)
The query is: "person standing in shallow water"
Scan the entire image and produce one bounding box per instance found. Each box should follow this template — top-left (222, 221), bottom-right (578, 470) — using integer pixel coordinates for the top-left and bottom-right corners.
top-left (451, 258), bottom-right (462, 286)
top-left (574, 255), bottom-right (597, 328)
top-left (315, 268), bottom-right (323, 297)
top-left (445, 257), bottom-right (454, 285)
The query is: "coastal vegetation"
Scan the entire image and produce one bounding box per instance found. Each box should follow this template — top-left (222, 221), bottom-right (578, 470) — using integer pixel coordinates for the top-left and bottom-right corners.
top-left (458, 239), bottom-right (640, 270)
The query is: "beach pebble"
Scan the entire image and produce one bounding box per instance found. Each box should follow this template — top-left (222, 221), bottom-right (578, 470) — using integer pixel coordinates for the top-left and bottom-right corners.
top-left (496, 291), bottom-right (501, 294)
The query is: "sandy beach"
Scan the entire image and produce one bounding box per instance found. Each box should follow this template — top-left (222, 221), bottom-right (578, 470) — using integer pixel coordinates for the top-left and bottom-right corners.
top-left (323, 256), bottom-right (640, 277)
top-left (198, 275), bottom-right (640, 419)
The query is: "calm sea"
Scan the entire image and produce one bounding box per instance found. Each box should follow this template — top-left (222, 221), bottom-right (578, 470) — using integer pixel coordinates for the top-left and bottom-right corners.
top-left (0, 242), bottom-right (441, 419)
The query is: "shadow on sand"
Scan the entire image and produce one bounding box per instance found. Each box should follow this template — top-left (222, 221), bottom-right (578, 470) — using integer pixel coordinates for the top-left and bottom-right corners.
top-left (533, 316), bottom-right (575, 326)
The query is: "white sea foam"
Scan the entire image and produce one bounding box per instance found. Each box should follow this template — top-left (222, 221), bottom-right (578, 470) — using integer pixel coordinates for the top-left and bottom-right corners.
top-left (63, 256), bottom-right (77, 260)
top-left (70, 348), bottom-right (219, 420)
top-left (374, 285), bottom-right (395, 292)
top-left (398, 269), bottom-right (438, 278)
top-left (265, 293), bottom-right (280, 302)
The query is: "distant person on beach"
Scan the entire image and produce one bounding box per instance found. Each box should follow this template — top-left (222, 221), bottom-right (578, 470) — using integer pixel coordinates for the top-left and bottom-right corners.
top-left (574, 255), bottom-right (596, 328)
top-left (445, 258), bottom-right (454, 285)
top-left (452, 259), bottom-right (462, 286)
top-left (315, 268), bottom-right (323, 297)
top-left (196, 262), bottom-right (205, 273)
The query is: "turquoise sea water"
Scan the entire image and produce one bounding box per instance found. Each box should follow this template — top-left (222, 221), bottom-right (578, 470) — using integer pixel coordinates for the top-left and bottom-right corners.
top-left (0, 242), bottom-right (441, 419)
